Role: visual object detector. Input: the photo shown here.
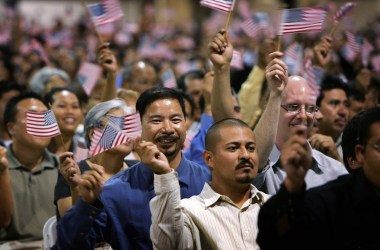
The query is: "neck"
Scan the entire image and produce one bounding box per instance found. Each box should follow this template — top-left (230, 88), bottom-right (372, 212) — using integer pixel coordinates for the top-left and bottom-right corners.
top-left (211, 181), bottom-right (252, 208)
top-left (167, 152), bottom-right (182, 170)
top-left (12, 143), bottom-right (45, 171)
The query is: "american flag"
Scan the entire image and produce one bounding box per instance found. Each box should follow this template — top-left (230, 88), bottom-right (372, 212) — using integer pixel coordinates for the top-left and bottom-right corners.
top-left (303, 57), bottom-right (316, 86)
top-left (278, 8), bottom-right (327, 35)
top-left (28, 39), bottom-right (50, 65)
top-left (240, 13), bottom-right (269, 38)
top-left (89, 123), bottom-right (129, 157)
top-left (161, 69), bottom-right (177, 89)
top-left (108, 112), bottom-right (142, 139)
top-left (345, 31), bottom-right (362, 54)
top-left (333, 2), bottom-right (356, 24)
top-left (26, 110), bottom-right (61, 137)
top-left (362, 39), bottom-right (374, 67)
top-left (76, 62), bottom-right (103, 96)
top-left (231, 50), bottom-right (244, 69)
top-left (87, 0), bottom-right (124, 27)
top-left (200, 0), bottom-right (236, 13)
top-left (371, 55), bottom-right (380, 72)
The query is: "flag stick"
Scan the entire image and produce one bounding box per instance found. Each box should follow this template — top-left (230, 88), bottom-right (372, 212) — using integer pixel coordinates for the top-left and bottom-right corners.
top-left (276, 35), bottom-right (282, 52)
top-left (225, 11), bottom-right (233, 30)
top-left (329, 24), bottom-right (338, 37)
top-left (81, 0), bottom-right (104, 44)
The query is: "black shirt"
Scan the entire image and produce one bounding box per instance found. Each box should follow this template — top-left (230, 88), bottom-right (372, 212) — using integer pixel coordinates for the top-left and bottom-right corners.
top-left (257, 168), bottom-right (380, 250)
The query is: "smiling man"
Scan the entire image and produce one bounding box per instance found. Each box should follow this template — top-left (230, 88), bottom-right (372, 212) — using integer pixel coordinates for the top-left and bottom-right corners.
top-left (57, 87), bottom-right (211, 250)
top-left (146, 118), bottom-right (270, 249)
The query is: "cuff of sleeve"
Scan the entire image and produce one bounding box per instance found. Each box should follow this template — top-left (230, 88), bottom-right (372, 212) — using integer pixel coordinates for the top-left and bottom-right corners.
top-left (154, 170), bottom-right (178, 194)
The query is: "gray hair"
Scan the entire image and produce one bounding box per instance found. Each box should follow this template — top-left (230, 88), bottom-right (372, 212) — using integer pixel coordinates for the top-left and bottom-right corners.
top-left (29, 67), bottom-right (70, 94)
top-left (83, 99), bottom-right (134, 148)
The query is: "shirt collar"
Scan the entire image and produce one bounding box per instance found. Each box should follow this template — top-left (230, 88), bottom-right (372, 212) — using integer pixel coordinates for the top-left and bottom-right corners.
top-left (270, 143), bottom-right (320, 173)
top-left (202, 183), bottom-right (264, 208)
top-left (7, 144), bottom-right (58, 172)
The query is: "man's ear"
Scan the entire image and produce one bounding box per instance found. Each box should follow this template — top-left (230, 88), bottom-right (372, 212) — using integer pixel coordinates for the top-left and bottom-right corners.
top-left (203, 150), bottom-right (214, 170)
top-left (6, 122), bottom-right (14, 137)
top-left (354, 144), bottom-right (365, 165)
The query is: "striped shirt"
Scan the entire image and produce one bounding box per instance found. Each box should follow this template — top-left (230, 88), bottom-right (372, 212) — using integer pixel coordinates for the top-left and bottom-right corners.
top-left (150, 171), bottom-right (270, 250)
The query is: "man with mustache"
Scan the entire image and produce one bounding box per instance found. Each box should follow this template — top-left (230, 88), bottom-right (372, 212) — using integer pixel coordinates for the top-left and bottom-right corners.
top-left (146, 118), bottom-right (270, 249)
top-left (57, 87), bottom-right (211, 249)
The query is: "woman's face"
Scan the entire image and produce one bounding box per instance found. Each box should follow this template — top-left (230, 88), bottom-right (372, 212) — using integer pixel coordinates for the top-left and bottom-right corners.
top-left (51, 90), bottom-right (83, 134)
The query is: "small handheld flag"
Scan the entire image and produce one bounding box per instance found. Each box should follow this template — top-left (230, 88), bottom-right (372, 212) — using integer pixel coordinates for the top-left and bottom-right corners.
top-left (333, 2), bottom-right (356, 24)
top-left (278, 8), bottom-right (327, 35)
top-left (26, 110), bottom-right (61, 137)
top-left (200, 0), bottom-right (236, 13)
top-left (87, 0), bottom-right (124, 27)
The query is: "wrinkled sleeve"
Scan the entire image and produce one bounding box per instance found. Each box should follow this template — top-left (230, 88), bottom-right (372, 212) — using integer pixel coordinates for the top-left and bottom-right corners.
top-left (150, 171), bottom-right (199, 250)
top-left (56, 198), bottom-right (107, 249)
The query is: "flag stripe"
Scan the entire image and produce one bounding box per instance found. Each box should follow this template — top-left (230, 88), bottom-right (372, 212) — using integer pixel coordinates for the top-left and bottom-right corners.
top-left (26, 110), bottom-right (61, 137)
top-left (200, 0), bottom-right (235, 13)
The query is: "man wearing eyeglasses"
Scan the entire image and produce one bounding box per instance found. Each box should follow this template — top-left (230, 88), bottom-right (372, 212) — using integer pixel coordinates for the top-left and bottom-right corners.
top-left (208, 29), bottom-right (347, 195)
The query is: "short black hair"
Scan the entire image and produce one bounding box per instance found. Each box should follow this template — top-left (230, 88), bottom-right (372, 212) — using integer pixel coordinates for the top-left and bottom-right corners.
top-left (3, 92), bottom-right (47, 132)
top-left (317, 75), bottom-right (349, 106)
top-left (0, 80), bottom-right (26, 99)
top-left (43, 87), bottom-right (82, 108)
top-left (342, 112), bottom-right (363, 172)
top-left (205, 118), bottom-right (252, 153)
top-left (136, 87), bottom-right (186, 119)
top-left (357, 106), bottom-right (380, 147)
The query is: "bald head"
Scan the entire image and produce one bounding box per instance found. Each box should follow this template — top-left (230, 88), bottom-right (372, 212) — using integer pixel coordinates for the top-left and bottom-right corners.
top-left (283, 76), bottom-right (318, 104)
top-left (205, 118), bottom-right (252, 153)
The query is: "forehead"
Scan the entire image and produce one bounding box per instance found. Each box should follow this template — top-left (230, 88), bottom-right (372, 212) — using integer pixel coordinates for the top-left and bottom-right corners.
top-left (53, 90), bottom-right (77, 101)
top-left (283, 77), bottom-right (316, 104)
top-left (369, 122), bottom-right (380, 141)
top-left (17, 98), bottom-right (47, 113)
top-left (217, 126), bottom-right (255, 144)
top-left (144, 98), bottom-right (183, 116)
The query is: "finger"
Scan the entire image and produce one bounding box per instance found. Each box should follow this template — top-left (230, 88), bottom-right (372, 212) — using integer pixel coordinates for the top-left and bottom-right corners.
top-left (59, 152), bottom-right (74, 163)
top-left (87, 162), bottom-right (105, 176)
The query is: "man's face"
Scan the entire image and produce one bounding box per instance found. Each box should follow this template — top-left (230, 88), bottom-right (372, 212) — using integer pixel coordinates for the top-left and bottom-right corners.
top-left (358, 122), bottom-right (380, 190)
top-left (128, 62), bottom-right (158, 94)
top-left (206, 126), bottom-right (258, 185)
top-left (8, 98), bottom-right (51, 148)
top-left (318, 89), bottom-right (349, 140)
top-left (141, 98), bottom-right (186, 160)
top-left (276, 76), bottom-right (317, 149)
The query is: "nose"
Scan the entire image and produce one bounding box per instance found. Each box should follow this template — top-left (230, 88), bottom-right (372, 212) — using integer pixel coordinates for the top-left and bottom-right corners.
top-left (239, 147), bottom-right (249, 159)
top-left (161, 119), bottom-right (174, 133)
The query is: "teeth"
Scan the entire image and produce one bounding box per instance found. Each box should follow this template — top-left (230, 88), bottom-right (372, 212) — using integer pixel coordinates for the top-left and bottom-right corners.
top-left (63, 118), bottom-right (75, 123)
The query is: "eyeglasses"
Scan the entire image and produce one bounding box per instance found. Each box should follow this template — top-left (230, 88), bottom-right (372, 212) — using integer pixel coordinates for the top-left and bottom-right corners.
top-left (281, 104), bottom-right (319, 115)
top-left (368, 143), bottom-right (380, 153)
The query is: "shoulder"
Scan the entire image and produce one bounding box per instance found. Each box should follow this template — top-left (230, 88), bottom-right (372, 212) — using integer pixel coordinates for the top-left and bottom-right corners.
top-left (312, 149), bottom-right (347, 174)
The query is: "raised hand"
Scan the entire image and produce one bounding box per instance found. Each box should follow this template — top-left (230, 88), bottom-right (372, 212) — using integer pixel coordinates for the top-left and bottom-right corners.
top-left (134, 138), bottom-right (172, 175)
top-left (308, 134), bottom-right (343, 163)
top-left (208, 29), bottom-right (233, 70)
top-left (265, 51), bottom-right (288, 96)
top-left (96, 43), bottom-right (118, 75)
top-left (281, 127), bottom-right (313, 193)
top-left (313, 35), bottom-right (332, 68)
top-left (77, 162), bottom-right (105, 204)
top-left (59, 152), bottom-right (81, 188)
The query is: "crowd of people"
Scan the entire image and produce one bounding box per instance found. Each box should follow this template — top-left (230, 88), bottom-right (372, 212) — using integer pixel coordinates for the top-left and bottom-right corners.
top-left (0, 0), bottom-right (380, 249)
